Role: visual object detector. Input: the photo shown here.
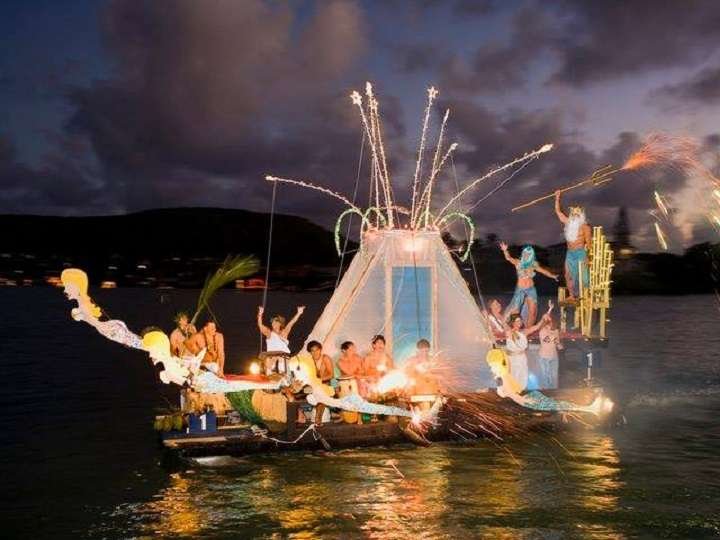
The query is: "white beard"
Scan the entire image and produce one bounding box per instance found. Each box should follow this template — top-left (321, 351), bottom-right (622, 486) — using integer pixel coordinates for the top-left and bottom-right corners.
top-left (564, 214), bottom-right (586, 243)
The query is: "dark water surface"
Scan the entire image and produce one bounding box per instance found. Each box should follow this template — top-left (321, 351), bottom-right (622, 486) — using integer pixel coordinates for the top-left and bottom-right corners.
top-left (1, 290), bottom-right (719, 539)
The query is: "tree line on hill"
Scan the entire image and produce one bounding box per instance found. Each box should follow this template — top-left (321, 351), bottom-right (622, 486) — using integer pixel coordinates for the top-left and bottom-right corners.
top-left (0, 207), bottom-right (718, 294)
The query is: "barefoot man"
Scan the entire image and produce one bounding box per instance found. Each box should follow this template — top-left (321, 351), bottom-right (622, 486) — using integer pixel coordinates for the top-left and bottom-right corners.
top-left (555, 190), bottom-right (591, 300)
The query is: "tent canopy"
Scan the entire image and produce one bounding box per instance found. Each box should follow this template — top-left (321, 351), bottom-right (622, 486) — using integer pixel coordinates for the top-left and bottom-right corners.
top-left (304, 229), bottom-right (496, 391)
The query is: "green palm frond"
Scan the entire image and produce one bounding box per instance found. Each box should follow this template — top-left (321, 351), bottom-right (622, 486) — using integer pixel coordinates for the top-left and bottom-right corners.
top-left (192, 255), bottom-right (260, 325)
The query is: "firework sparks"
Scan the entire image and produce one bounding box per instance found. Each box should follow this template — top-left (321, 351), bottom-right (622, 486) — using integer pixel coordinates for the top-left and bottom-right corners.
top-left (622, 133), bottom-right (719, 183)
top-left (654, 191), bottom-right (671, 220)
top-left (410, 86), bottom-right (439, 226)
top-left (351, 89), bottom-right (392, 227)
top-left (654, 222), bottom-right (669, 250)
top-left (416, 141), bottom-right (459, 228)
top-left (435, 143), bottom-right (553, 222)
top-left (265, 176), bottom-right (360, 211)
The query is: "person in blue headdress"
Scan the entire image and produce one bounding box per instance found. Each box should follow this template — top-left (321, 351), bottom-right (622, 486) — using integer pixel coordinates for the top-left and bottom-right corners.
top-left (500, 242), bottom-right (559, 327)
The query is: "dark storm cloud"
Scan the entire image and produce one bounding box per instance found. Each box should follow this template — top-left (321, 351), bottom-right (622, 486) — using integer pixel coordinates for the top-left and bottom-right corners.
top-left (406, 1), bottom-right (720, 94)
top-left (447, 6), bottom-right (552, 93)
top-left (452, 0), bottom-right (497, 17)
top-left (0, 134), bottom-right (111, 214)
top-left (650, 64), bottom-right (720, 107)
top-left (63, 0), bottom-right (377, 218)
top-left (549, 0), bottom-right (720, 86)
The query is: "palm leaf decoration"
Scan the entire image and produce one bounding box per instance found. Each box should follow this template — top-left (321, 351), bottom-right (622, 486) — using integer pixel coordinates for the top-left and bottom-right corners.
top-left (191, 255), bottom-right (260, 325)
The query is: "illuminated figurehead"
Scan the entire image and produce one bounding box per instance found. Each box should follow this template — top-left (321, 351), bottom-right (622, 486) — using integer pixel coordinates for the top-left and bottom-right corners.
top-left (61, 268), bottom-right (102, 319)
top-left (564, 206), bottom-right (587, 243)
top-left (142, 330), bottom-right (192, 386)
top-left (485, 348), bottom-right (522, 394)
top-left (287, 353), bottom-right (333, 396)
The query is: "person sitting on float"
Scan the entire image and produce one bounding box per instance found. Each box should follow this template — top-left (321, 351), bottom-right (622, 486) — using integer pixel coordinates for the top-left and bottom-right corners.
top-left (363, 334), bottom-right (394, 382)
top-left (500, 242), bottom-right (559, 326)
top-left (184, 321), bottom-right (226, 376)
top-left (338, 341), bottom-right (363, 377)
top-left (486, 348), bottom-right (611, 416)
top-left (257, 305), bottom-right (305, 354)
top-left (169, 311), bottom-right (197, 357)
top-left (307, 340), bottom-right (334, 385)
top-left (505, 311), bottom-right (551, 392)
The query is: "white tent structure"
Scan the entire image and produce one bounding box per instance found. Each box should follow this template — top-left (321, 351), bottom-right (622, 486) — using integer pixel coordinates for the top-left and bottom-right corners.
top-left (304, 228), bottom-right (496, 391)
top-left (266, 82), bottom-right (552, 393)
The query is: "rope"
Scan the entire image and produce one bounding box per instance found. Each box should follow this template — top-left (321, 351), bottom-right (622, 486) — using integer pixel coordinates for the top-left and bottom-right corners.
top-left (450, 154), bottom-right (493, 341)
top-left (260, 179), bottom-right (278, 352)
top-left (336, 131), bottom-right (366, 288)
top-left (251, 423), bottom-right (319, 445)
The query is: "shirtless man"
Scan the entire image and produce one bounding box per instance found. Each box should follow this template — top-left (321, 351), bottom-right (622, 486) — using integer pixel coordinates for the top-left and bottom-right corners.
top-left (362, 335), bottom-right (394, 380)
top-left (185, 321), bottom-right (225, 376)
top-left (169, 311), bottom-right (197, 357)
top-left (555, 190), bottom-right (592, 300)
top-left (337, 341), bottom-right (363, 377)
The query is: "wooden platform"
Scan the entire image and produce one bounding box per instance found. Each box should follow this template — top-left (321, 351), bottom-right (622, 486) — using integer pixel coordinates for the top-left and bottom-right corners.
top-left (162, 388), bottom-right (614, 458)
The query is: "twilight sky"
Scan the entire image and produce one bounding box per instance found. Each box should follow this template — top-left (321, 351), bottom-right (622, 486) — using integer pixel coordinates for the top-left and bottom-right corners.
top-left (2, 0), bottom-right (720, 250)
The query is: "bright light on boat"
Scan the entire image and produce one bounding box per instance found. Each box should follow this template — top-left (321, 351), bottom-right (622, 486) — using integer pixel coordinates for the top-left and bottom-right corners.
top-left (403, 238), bottom-right (426, 253)
top-left (249, 362), bottom-right (261, 375)
top-left (602, 397), bottom-right (614, 414)
top-left (376, 369), bottom-right (409, 394)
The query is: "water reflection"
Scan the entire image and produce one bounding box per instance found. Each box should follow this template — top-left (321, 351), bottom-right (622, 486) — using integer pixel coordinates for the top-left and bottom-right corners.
top-left (138, 473), bottom-right (205, 538)
top-left (357, 450), bottom-right (452, 538)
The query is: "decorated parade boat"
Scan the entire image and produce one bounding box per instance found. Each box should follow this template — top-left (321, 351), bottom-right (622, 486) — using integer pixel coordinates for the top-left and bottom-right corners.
top-left (61, 83), bottom-right (620, 459)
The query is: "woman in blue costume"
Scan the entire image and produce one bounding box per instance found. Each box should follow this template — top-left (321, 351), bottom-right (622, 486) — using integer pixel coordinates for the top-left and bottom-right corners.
top-left (485, 349), bottom-right (612, 415)
top-left (500, 242), bottom-right (559, 326)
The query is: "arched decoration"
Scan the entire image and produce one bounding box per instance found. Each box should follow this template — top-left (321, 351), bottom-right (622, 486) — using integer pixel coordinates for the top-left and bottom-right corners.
top-left (436, 212), bottom-right (475, 262)
top-left (334, 208), bottom-right (369, 256)
top-left (362, 206), bottom-right (388, 231)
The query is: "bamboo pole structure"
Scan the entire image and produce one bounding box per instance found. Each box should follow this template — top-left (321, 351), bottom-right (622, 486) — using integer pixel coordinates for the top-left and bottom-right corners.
top-left (558, 225), bottom-right (614, 339)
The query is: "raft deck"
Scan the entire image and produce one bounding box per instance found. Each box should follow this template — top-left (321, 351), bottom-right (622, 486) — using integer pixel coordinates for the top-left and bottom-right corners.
top-left (162, 387), bottom-right (612, 458)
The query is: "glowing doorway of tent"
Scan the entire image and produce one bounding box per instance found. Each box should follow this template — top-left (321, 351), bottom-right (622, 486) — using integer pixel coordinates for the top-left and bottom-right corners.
top-left (392, 266), bottom-right (432, 365)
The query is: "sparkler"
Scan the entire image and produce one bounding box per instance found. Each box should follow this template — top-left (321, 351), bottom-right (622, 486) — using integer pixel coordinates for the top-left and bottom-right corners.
top-left (417, 109), bottom-right (450, 229)
top-left (416, 141), bottom-right (459, 229)
top-left (368, 85), bottom-right (395, 227)
top-left (351, 89), bottom-right (391, 227)
top-left (435, 143), bottom-right (554, 222)
top-left (410, 86), bottom-right (439, 226)
top-left (265, 175), bottom-right (361, 212)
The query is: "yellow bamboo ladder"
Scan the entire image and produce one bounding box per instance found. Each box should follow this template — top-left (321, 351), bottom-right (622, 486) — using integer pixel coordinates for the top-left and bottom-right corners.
top-left (559, 226), bottom-right (614, 338)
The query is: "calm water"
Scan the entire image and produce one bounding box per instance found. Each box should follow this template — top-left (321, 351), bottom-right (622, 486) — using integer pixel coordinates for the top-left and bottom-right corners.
top-left (1, 289), bottom-right (719, 539)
